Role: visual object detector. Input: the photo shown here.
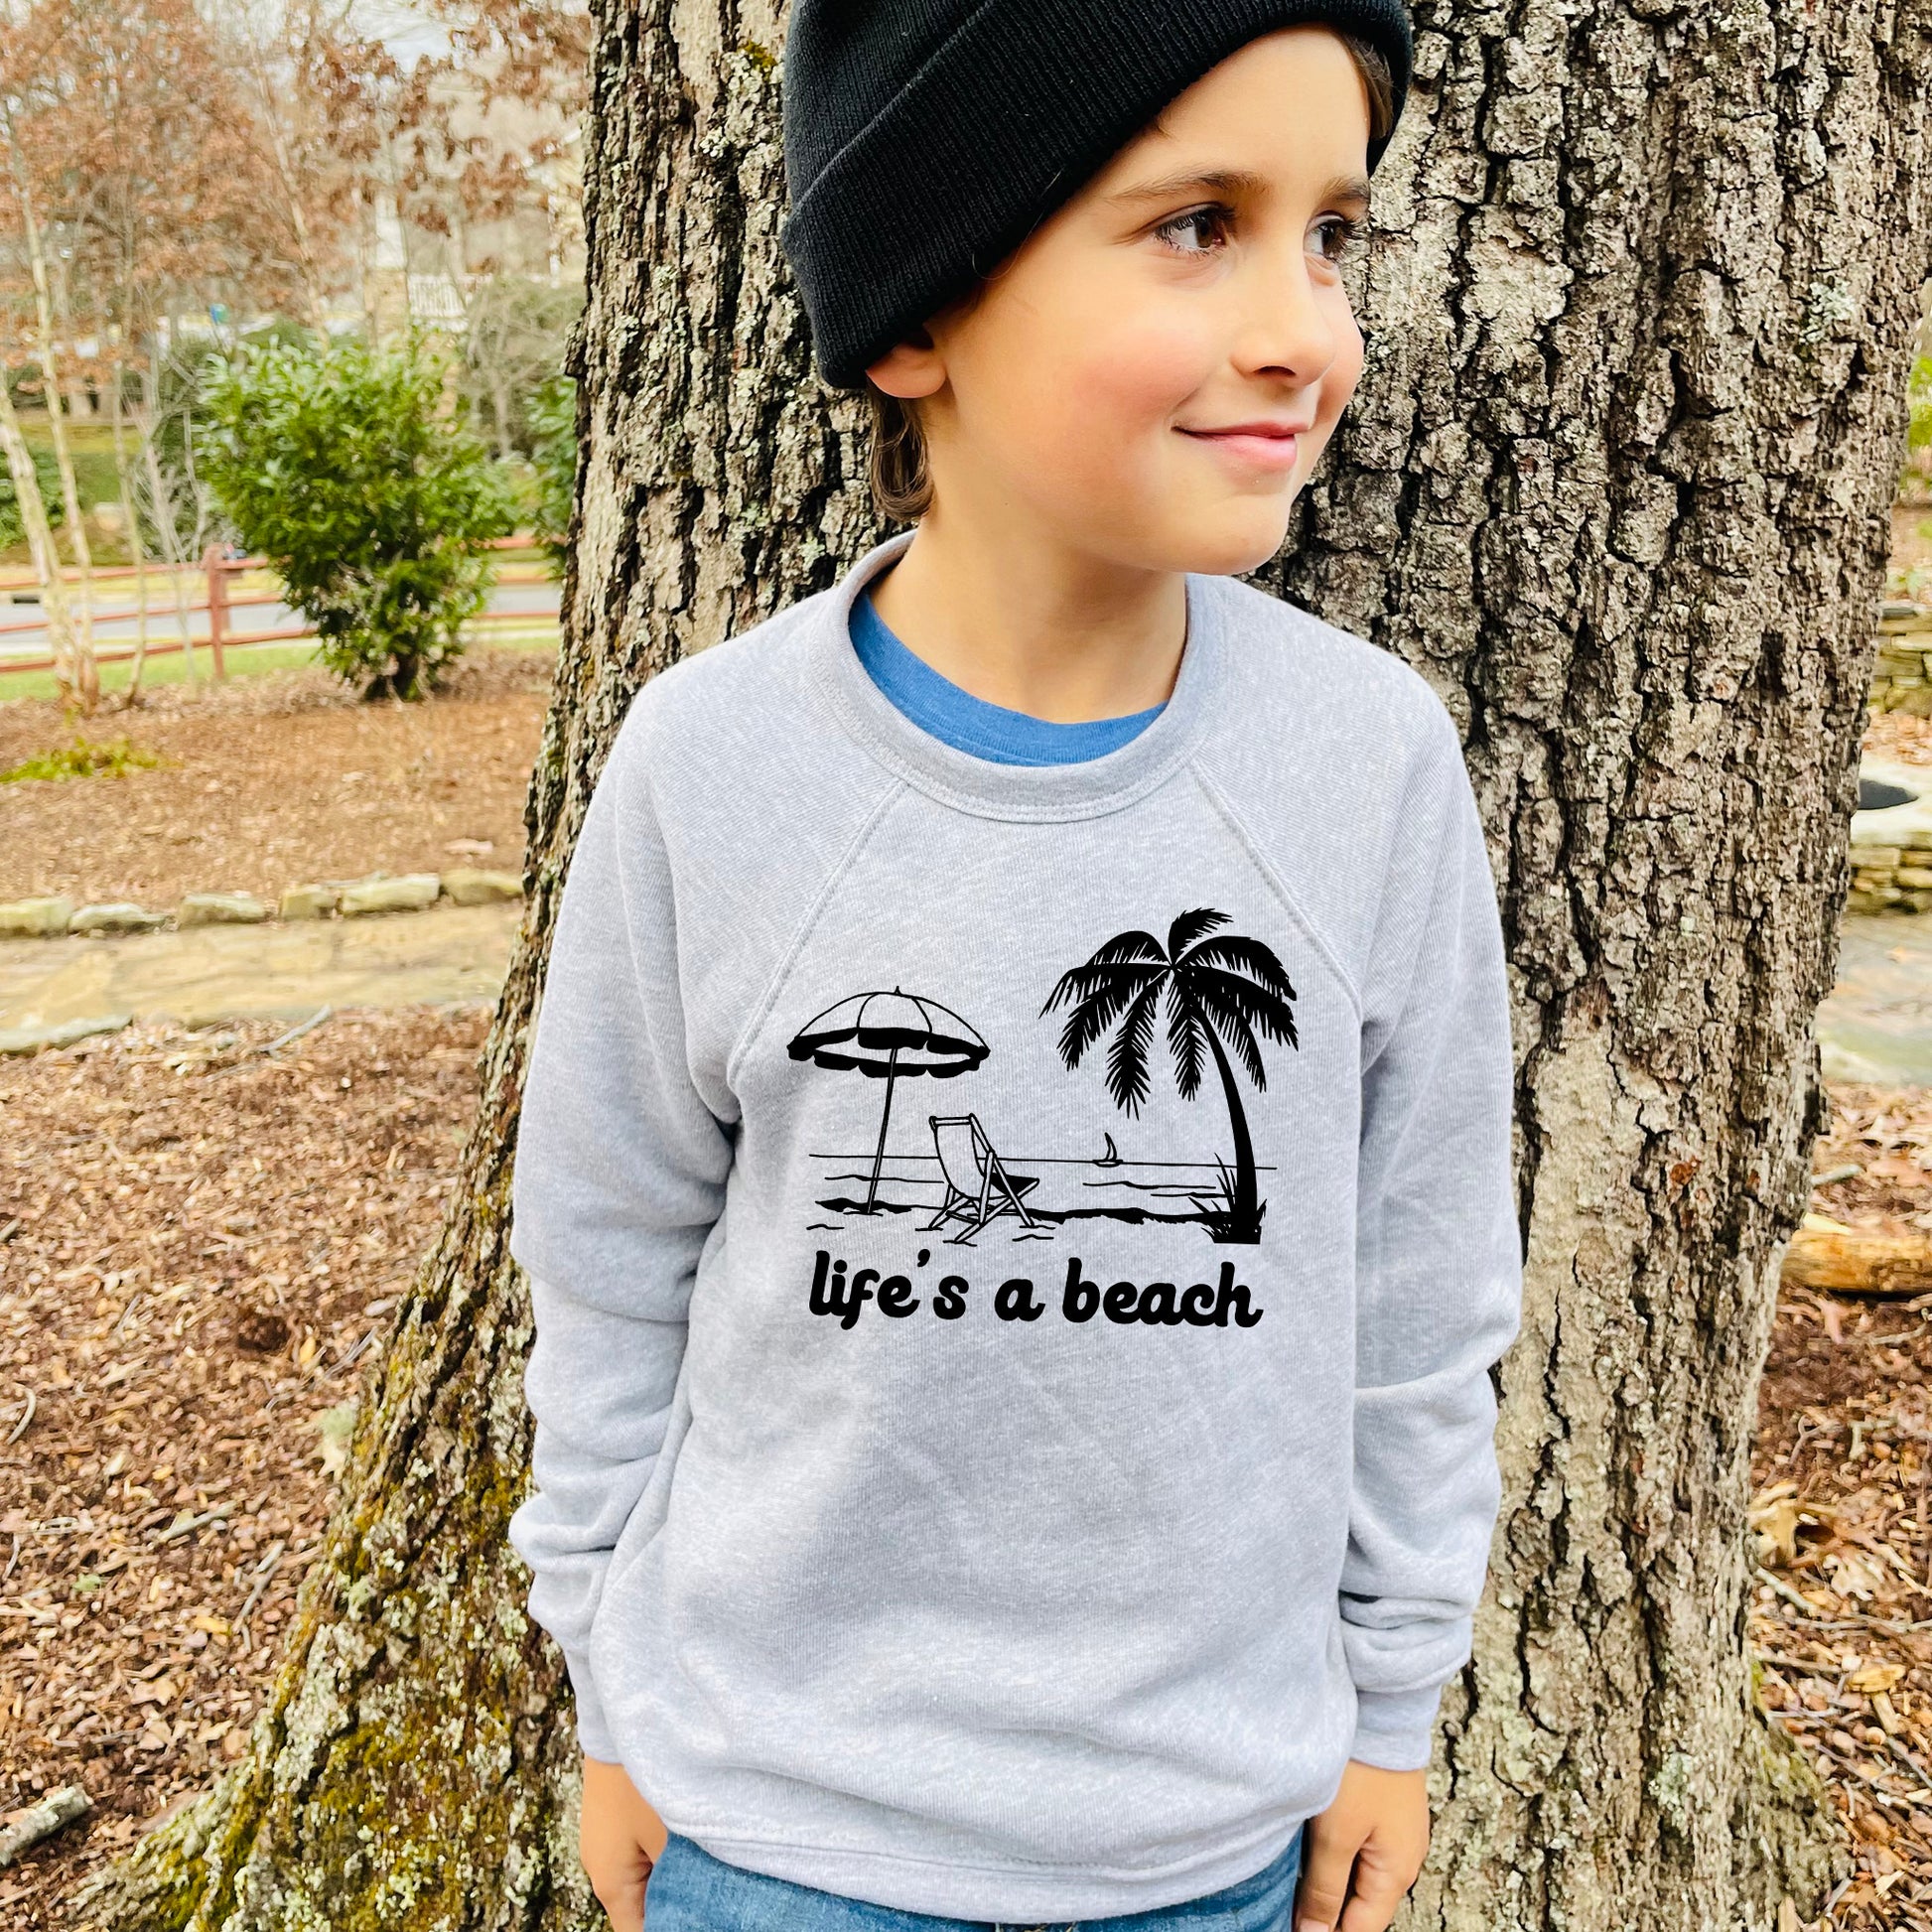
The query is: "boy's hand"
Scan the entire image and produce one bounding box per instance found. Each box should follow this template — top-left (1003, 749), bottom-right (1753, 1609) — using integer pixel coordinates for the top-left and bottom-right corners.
top-left (581, 1754), bottom-right (668, 1931)
top-left (1293, 1760), bottom-right (1431, 1932)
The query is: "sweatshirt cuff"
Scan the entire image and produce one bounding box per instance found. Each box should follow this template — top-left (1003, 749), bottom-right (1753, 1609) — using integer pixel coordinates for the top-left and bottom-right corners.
top-left (1349, 1683), bottom-right (1445, 1771)
top-left (562, 1643), bottom-right (621, 1763)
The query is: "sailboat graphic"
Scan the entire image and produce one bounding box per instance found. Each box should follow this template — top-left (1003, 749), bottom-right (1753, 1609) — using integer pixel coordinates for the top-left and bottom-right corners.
top-left (1095, 1132), bottom-right (1123, 1169)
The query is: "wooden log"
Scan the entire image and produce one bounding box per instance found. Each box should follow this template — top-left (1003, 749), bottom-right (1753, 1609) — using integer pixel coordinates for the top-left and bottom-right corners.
top-left (1783, 1215), bottom-right (1932, 1297)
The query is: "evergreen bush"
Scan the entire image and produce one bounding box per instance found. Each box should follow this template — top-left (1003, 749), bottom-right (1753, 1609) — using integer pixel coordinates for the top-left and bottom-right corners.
top-left (204, 333), bottom-right (516, 699)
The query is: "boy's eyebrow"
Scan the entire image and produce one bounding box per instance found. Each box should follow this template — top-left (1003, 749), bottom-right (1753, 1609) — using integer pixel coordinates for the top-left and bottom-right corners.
top-left (1105, 167), bottom-right (1372, 209)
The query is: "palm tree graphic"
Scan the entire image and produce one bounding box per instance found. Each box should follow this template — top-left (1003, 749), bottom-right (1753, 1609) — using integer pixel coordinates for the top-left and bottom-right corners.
top-left (1041, 908), bottom-right (1298, 1245)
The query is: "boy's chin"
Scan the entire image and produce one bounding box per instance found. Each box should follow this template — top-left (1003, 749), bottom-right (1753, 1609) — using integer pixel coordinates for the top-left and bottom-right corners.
top-left (1159, 506), bottom-right (1297, 578)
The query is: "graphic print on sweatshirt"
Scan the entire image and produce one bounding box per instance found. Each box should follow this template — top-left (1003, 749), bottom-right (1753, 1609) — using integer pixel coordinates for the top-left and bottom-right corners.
top-left (782, 907), bottom-right (1299, 1331)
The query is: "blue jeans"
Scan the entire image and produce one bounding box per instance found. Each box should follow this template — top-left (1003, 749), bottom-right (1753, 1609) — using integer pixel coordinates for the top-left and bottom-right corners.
top-left (642, 1823), bottom-right (1307, 1932)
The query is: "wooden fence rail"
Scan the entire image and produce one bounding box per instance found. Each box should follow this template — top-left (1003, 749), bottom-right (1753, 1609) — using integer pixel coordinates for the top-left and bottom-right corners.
top-left (0, 536), bottom-right (554, 682)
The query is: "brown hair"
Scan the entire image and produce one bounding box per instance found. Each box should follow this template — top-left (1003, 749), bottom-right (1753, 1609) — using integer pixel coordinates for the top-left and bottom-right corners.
top-left (863, 32), bottom-right (1398, 525)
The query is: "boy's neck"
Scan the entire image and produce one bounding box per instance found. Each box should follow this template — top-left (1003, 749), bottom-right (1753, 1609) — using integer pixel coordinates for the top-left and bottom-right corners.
top-left (863, 508), bottom-right (1188, 724)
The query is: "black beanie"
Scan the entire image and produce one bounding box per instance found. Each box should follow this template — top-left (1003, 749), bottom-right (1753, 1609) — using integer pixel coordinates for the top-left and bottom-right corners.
top-left (779, 0), bottom-right (1413, 391)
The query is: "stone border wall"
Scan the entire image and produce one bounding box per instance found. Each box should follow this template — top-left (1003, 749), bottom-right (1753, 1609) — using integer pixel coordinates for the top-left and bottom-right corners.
top-left (1872, 601), bottom-right (1932, 714)
top-left (1849, 756), bottom-right (1932, 913)
top-left (0, 870), bottom-right (523, 941)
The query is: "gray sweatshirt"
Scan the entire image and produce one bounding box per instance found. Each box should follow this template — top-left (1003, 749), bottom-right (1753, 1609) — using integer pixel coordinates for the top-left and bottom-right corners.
top-left (506, 528), bottom-right (1523, 1923)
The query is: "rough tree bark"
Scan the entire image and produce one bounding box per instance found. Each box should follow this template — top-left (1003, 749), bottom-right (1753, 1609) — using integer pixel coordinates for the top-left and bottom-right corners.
top-left (71, 1), bottom-right (1932, 1928)
top-left (1250, 5), bottom-right (1932, 1925)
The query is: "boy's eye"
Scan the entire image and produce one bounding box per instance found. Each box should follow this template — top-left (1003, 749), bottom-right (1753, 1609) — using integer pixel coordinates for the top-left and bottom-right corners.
top-left (1312, 214), bottom-right (1361, 263)
top-left (1153, 205), bottom-right (1233, 255)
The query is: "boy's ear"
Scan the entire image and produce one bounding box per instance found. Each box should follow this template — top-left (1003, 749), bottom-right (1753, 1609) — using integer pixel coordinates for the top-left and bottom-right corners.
top-left (865, 326), bottom-right (946, 400)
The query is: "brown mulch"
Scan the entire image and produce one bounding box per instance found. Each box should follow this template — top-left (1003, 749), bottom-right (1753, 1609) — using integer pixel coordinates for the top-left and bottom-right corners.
top-left (0, 1006), bottom-right (489, 1925)
top-left (0, 649), bottom-right (552, 911)
top-left (1753, 1083), bottom-right (1932, 1930)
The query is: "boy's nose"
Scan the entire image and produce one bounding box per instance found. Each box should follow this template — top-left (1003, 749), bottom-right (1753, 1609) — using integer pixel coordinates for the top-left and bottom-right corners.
top-left (1227, 252), bottom-right (1348, 385)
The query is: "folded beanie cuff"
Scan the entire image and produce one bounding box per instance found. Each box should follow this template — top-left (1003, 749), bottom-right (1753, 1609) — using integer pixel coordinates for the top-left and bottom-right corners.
top-left (780, 0), bottom-right (1413, 389)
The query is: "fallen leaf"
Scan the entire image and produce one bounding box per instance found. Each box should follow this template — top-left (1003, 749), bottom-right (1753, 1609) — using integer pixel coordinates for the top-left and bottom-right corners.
top-left (1754, 1497), bottom-right (1807, 1568)
top-left (1850, 1662), bottom-right (1907, 1693)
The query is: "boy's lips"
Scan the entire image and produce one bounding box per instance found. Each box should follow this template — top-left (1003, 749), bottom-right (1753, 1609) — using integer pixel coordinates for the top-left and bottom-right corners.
top-left (1175, 419), bottom-right (1311, 473)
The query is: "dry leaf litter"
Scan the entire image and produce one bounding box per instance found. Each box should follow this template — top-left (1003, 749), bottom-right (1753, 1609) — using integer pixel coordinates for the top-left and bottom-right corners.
top-left (0, 1005), bottom-right (487, 1921)
top-left (1751, 1083), bottom-right (1932, 1929)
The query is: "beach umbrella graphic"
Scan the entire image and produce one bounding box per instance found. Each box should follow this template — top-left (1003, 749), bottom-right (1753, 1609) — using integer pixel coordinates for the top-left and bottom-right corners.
top-left (787, 988), bottom-right (990, 1213)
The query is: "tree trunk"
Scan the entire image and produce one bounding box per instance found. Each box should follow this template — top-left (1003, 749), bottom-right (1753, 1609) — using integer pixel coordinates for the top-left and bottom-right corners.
top-left (1199, 1019), bottom-right (1263, 1243)
top-left (0, 373), bottom-right (81, 709)
top-left (71, 2), bottom-right (1932, 1928)
top-left (3, 101), bottom-right (98, 707)
top-left (1246, 5), bottom-right (1932, 1924)
top-left (135, 364), bottom-right (201, 686)
top-left (110, 348), bottom-right (153, 705)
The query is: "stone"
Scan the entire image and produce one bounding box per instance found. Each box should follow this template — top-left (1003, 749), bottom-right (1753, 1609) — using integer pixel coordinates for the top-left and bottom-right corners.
top-left (440, 869), bottom-right (523, 906)
top-left (1882, 600), bottom-right (1924, 621)
top-left (1851, 846), bottom-right (1904, 869)
top-left (340, 874), bottom-right (440, 917)
top-left (69, 902), bottom-right (167, 936)
top-left (1904, 850), bottom-right (1932, 867)
top-left (0, 896), bottom-right (74, 938)
top-left (179, 892), bottom-right (270, 927)
top-left (280, 884), bottom-right (342, 920)
top-left (0, 1013), bottom-right (131, 1055)
top-left (1846, 892), bottom-right (1890, 916)
top-left (1898, 868), bottom-right (1932, 890)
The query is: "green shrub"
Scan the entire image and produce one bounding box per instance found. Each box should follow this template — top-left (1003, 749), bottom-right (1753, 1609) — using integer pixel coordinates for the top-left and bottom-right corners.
top-left (1, 736), bottom-right (167, 783)
top-left (0, 443), bottom-right (66, 552)
top-left (1903, 353), bottom-right (1932, 502)
top-left (202, 332), bottom-right (517, 700)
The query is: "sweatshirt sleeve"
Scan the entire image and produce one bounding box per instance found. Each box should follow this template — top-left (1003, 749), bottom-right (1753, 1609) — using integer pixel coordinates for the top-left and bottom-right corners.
top-left (1340, 715), bottom-right (1523, 1772)
top-left (504, 715), bottom-right (735, 1763)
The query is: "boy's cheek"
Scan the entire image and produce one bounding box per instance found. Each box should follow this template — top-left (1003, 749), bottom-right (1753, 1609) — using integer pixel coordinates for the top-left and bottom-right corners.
top-left (1313, 303), bottom-right (1367, 430)
top-left (1016, 318), bottom-right (1224, 472)
top-left (1072, 309), bottom-right (1224, 420)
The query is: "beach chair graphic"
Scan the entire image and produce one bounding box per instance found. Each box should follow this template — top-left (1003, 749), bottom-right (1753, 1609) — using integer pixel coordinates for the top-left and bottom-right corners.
top-left (923, 1114), bottom-right (1039, 1242)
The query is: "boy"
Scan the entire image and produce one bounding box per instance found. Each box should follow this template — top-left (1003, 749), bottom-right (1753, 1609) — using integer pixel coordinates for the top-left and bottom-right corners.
top-left (508, 4), bottom-right (1523, 1930)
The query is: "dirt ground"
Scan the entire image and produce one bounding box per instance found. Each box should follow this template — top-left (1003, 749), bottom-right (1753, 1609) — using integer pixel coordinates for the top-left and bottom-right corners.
top-left (1896, 506), bottom-right (1932, 590)
top-left (0, 650), bottom-right (551, 909)
top-left (0, 1007), bottom-right (489, 1923)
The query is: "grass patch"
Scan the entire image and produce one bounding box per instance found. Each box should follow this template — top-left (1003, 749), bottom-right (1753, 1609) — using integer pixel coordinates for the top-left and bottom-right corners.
top-left (0, 623), bottom-right (558, 706)
top-left (0, 640), bottom-right (322, 705)
top-left (1, 735), bottom-right (169, 783)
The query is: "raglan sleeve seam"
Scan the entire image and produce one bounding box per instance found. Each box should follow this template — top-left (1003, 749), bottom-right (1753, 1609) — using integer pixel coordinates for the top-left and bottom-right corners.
top-left (721, 772), bottom-right (907, 1091)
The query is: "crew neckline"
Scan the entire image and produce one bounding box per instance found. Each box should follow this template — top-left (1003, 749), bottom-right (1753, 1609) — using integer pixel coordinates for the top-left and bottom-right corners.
top-left (809, 529), bottom-right (1227, 823)
top-left (850, 583), bottom-right (1166, 765)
